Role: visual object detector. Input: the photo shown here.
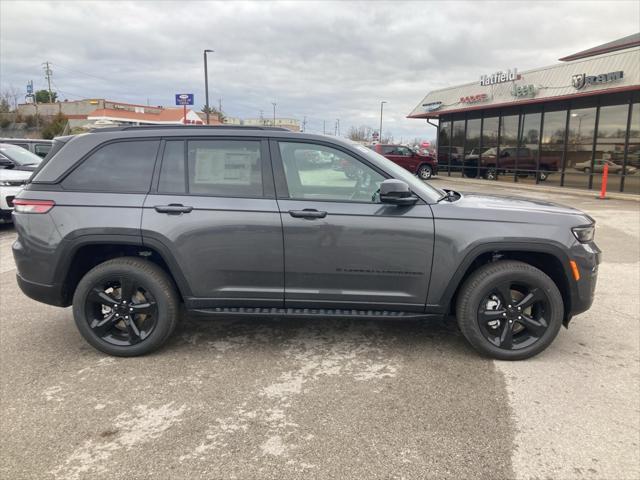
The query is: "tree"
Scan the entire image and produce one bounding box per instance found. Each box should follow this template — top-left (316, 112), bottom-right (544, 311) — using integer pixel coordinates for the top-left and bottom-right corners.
top-left (347, 125), bottom-right (374, 142)
top-left (35, 89), bottom-right (57, 103)
top-left (41, 112), bottom-right (67, 139)
top-left (201, 105), bottom-right (225, 123)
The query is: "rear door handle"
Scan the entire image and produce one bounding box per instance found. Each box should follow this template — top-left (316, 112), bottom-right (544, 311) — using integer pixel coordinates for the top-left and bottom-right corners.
top-left (288, 209), bottom-right (327, 219)
top-left (154, 204), bottom-right (193, 215)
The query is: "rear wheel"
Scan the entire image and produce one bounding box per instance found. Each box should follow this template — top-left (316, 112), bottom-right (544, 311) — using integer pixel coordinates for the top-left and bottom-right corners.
top-left (455, 260), bottom-right (563, 360)
top-left (417, 164), bottom-right (433, 180)
top-left (72, 257), bottom-right (179, 357)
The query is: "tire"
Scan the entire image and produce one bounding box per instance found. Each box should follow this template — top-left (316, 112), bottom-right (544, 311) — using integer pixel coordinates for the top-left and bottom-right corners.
top-left (484, 166), bottom-right (497, 180)
top-left (455, 260), bottom-right (563, 360)
top-left (538, 171), bottom-right (548, 182)
top-left (72, 257), bottom-right (179, 357)
top-left (417, 164), bottom-right (433, 180)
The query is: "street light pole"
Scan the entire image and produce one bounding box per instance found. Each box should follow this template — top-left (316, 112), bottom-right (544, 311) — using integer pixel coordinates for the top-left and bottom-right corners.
top-left (272, 102), bottom-right (276, 126)
top-left (379, 101), bottom-right (387, 142)
top-left (204, 49), bottom-right (214, 124)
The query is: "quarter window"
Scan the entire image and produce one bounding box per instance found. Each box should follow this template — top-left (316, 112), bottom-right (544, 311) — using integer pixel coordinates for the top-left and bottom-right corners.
top-left (158, 141), bottom-right (186, 194)
top-left (187, 140), bottom-right (263, 197)
top-left (34, 144), bottom-right (51, 158)
top-left (62, 140), bottom-right (159, 192)
top-left (278, 142), bottom-right (385, 202)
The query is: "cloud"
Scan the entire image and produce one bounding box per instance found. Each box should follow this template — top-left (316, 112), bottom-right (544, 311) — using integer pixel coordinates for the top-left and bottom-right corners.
top-left (1, 0), bottom-right (638, 140)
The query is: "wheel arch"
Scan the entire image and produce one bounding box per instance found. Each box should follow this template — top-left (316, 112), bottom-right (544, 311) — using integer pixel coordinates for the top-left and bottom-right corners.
top-left (441, 242), bottom-right (574, 325)
top-left (57, 236), bottom-right (191, 306)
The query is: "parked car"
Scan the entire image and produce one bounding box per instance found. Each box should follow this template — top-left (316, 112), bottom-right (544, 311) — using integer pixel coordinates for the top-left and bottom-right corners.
top-left (0, 143), bottom-right (44, 171)
top-left (574, 158), bottom-right (637, 175)
top-left (475, 147), bottom-right (559, 181)
top-left (12, 125), bottom-right (600, 360)
top-left (368, 143), bottom-right (438, 180)
top-left (0, 168), bottom-right (31, 222)
top-left (0, 138), bottom-right (53, 158)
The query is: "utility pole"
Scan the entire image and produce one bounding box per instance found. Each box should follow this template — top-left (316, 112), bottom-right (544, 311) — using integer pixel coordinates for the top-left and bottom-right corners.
top-left (42, 62), bottom-right (53, 103)
top-left (323, 120), bottom-right (326, 135)
top-left (379, 101), bottom-right (387, 142)
top-left (271, 102), bottom-right (276, 126)
top-left (336, 118), bottom-right (340, 136)
top-left (203, 49), bottom-right (214, 124)
top-left (218, 98), bottom-right (222, 114)
top-left (302, 116), bottom-right (307, 132)
top-left (260, 110), bottom-right (264, 125)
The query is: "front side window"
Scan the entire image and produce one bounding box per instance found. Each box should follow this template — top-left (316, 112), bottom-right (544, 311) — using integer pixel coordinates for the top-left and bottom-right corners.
top-left (62, 140), bottom-right (159, 192)
top-left (187, 140), bottom-right (263, 197)
top-left (278, 142), bottom-right (385, 202)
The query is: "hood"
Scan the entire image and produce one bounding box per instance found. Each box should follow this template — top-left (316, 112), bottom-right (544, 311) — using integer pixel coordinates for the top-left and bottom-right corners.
top-left (457, 192), bottom-right (583, 216)
top-left (0, 168), bottom-right (32, 181)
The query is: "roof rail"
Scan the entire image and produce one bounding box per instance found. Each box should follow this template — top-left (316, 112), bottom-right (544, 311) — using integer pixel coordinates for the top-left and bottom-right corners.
top-left (89, 125), bottom-right (293, 133)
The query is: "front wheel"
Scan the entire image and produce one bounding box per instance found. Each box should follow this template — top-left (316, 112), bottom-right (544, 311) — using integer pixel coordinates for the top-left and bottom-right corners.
top-left (72, 257), bottom-right (179, 357)
top-left (455, 260), bottom-right (563, 360)
top-left (417, 164), bottom-right (433, 180)
top-left (484, 166), bottom-right (498, 180)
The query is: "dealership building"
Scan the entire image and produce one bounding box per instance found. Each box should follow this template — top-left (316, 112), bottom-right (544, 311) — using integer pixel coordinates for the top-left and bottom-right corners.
top-left (408, 33), bottom-right (640, 194)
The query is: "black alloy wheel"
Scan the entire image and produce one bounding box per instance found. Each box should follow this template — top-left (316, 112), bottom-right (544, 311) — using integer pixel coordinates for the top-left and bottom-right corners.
top-left (72, 257), bottom-right (179, 356)
top-left (477, 281), bottom-right (550, 350)
top-left (455, 260), bottom-right (563, 360)
top-left (84, 278), bottom-right (158, 346)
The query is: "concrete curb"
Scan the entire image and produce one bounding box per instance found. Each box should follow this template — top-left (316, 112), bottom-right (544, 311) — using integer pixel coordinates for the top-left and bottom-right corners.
top-left (429, 175), bottom-right (640, 203)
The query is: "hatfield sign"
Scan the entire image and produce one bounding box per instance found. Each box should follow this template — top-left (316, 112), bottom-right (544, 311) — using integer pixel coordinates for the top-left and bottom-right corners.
top-left (571, 71), bottom-right (624, 90)
top-left (480, 68), bottom-right (521, 86)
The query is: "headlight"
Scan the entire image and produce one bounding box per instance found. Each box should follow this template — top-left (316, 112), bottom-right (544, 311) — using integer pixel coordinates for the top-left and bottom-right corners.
top-left (0, 181), bottom-right (11, 186)
top-left (572, 225), bottom-right (595, 243)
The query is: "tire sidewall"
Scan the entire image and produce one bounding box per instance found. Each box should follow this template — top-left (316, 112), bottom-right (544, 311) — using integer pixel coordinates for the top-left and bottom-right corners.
top-left (72, 260), bottom-right (177, 357)
top-left (456, 262), bottom-right (564, 360)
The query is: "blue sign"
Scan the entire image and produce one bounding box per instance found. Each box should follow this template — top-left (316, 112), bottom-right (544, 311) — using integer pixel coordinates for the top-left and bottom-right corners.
top-left (26, 81), bottom-right (33, 94)
top-left (175, 93), bottom-right (194, 106)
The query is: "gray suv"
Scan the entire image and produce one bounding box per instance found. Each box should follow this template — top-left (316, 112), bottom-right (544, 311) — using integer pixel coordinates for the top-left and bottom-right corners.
top-left (12, 126), bottom-right (600, 360)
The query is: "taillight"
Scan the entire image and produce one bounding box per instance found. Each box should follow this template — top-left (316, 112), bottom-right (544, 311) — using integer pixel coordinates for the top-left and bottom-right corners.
top-left (12, 199), bottom-right (55, 214)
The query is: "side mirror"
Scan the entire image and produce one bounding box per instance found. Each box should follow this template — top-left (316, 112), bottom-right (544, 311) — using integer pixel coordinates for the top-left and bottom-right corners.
top-left (379, 179), bottom-right (418, 206)
top-left (0, 157), bottom-right (14, 169)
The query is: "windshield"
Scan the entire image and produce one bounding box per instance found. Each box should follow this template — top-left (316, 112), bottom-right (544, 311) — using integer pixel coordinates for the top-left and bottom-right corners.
top-left (351, 143), bottom-right (444, 201)
top-left (0, 144), bottom-right (43, 166)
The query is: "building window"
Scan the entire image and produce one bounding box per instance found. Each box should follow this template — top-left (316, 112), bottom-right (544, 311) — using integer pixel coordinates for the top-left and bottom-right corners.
top-left (464, 116), bottom-right (481, 178)
top-left (438, 118), bottom-right (452, 174)
top-left (565, 106), bottom-right (597, 189)
top-left (625, 102), bottom-right (640, 194)
top-left (517, 111), bottom-right (541, 181)
top-left (540, 109), bottom-right (568, 186)
top-left (592, 103), bottom-right (630, 192)
top-left (450, 119), bottom-right (465, 175)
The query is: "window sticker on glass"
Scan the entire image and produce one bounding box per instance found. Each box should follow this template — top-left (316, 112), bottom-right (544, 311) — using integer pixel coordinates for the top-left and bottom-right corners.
top-left (193, 149), bottom-right (253, 185)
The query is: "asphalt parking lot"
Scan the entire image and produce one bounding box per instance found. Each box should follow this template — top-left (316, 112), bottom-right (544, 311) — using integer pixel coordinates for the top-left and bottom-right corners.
top-left (1, 180), bottom-right (638, 480)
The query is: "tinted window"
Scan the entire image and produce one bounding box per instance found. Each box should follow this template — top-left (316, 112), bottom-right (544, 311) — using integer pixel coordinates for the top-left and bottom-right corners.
top-left (278, 142), bottom-right (384, 202)
top-left (62, 140), bottom-right (159, 192)
top-left (34, 144), bottom-right (51, 158)
top-left (158, 141), bottom-right (186, 194)
top-left (187, 140), bottom-right (263, 197)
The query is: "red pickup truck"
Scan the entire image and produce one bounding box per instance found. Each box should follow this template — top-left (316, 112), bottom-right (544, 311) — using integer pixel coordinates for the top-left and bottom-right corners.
top-left (368, 144), bottom-right (438, 180)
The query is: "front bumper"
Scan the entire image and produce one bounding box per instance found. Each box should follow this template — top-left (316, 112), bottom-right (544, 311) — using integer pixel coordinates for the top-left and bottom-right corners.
top-left (566, 241), bottom-right (601, 323)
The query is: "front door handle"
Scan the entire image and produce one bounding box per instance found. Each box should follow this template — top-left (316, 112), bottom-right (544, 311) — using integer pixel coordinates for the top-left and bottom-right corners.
top-left (154, 204), bottom-right (193, 215)
top-left (288, 209), bottom-right (327, 219)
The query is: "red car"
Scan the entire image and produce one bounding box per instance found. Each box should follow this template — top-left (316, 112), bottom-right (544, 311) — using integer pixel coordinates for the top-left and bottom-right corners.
top-left (368, 144), bottom-right (438, 180)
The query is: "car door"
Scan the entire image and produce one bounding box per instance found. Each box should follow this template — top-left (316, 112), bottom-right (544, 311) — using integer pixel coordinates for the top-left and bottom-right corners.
top-left (271, 139), bottom-right (434, 312)
top-left (141, 137), bottom-right (284, 309)
top-left (395, 146), bottom-right (416, 172)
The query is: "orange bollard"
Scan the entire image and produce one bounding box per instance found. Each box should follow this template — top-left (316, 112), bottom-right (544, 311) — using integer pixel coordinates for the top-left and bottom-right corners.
top-left (599, 162), bottom-right (609, 199)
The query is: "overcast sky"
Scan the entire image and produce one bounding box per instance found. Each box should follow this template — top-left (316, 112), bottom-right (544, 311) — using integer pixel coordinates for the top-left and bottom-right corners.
top-left (1, 0), bottom-right (638, 141)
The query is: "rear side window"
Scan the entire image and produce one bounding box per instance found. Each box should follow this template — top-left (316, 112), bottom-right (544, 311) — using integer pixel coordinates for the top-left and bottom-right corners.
top-left (62, 140), bottom-right (159, 193)
top-left (186, 140), bottom-right (263, 197)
